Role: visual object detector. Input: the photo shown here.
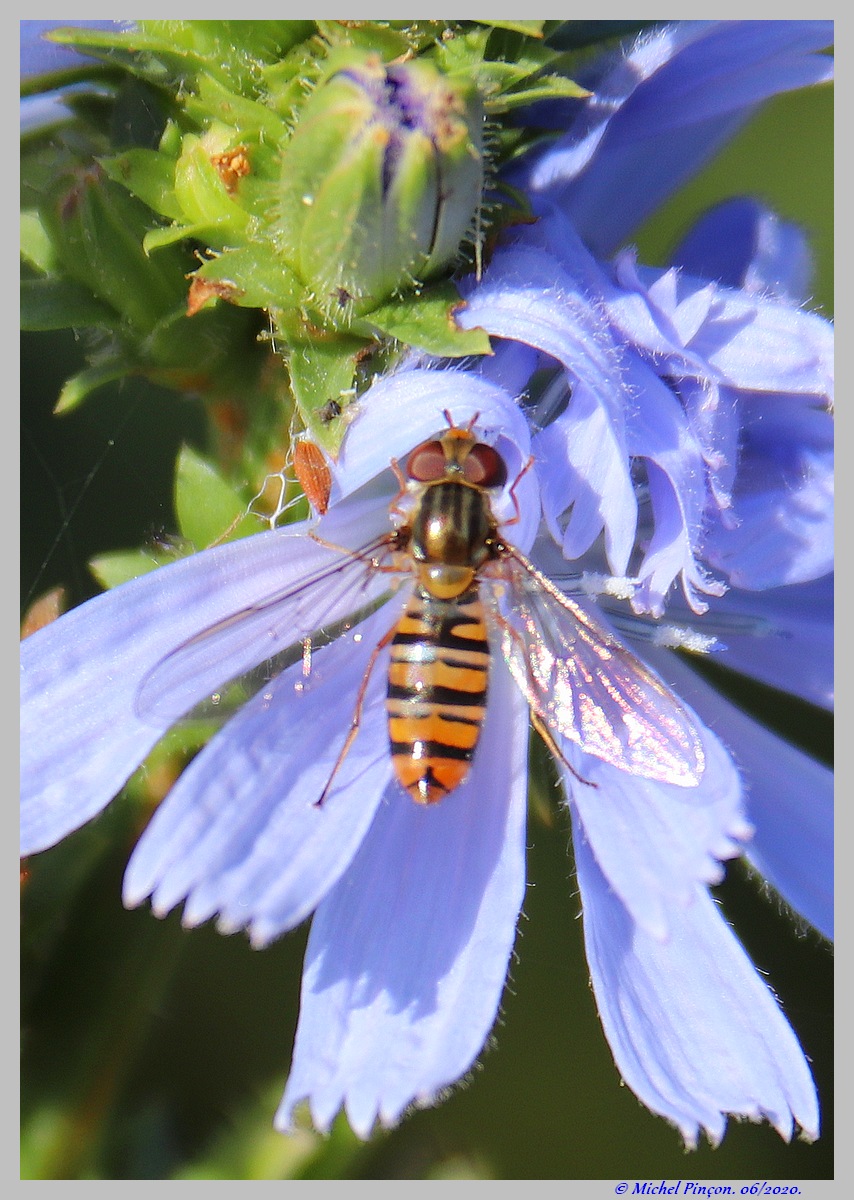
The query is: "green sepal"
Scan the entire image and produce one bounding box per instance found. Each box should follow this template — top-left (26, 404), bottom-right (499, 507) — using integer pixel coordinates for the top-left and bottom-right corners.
top-left (261, 42), bottom-right (325, 123)
top-left (100, 148), bottom-right (183, 221)
top-left (487, 74), bottom-right (590, 110)
top-left (138, 20), bottom-right (316, 92)
top-left (21, 278), bottom-right (117, 332)
top-left (172, 135), bottom-right (251, 244)
top-left (437, 27), bottom-right (589, 114)
top-left (184, 72), bottom-right (290, 145)
top-left (314, 19), bottom-right (416, 60)
top-left (297, 124), bottom-right (395, 306)
top-left (192, 245), bottom-right (305, 311)
top-left (47, 21), bottom-right (314, 95)
top-left (356, 283), bottom-right (492, 358)
top-left (287, 336), bottom-right (368, 453)
top-left (142, 221), bottom-right (217, 253)
top-left (174, 445), bottom-right (262, 548)
top-left (272, 95), bottom-right (368, 269)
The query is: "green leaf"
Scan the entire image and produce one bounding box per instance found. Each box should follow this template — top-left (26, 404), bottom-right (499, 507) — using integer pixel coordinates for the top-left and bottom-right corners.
top-left (41, 170), bottom-right (187, 333)
top-left (142, 221), bottom-right (220, 253)
top-left (88, 548), bottom-right (174, 589)
top-left (286, 336), bottom-right (367, 453)
top-left (54, 359), bottom-right (132, 414)
top-left (478, 19), bottom-right (544, 36)
top-left (21, 278), bottom-right (116, 331)
top-left (357, 283), bottom-right (492, 358)
top-left (174, 445), bottom-right (262, 548)
top-left (489, 74), bottom-right (590, 111)
top-left (20, 210), bottom-right (58, 274)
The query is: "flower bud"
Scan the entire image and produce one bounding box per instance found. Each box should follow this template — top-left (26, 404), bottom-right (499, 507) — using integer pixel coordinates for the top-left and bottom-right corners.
top-left (274, 53), bottom-right (484, 315)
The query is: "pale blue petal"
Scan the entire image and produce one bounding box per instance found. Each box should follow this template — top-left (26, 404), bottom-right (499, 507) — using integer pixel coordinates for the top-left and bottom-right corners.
top-left (458, 235), bottom-right (636, 571)
top-left (123, 600), bottom-right (405, 945)
top-left (566, 715), bottom-right (749, 942)
top-left (646, 649), bottom-right (832, 940)
top-left (708, 575), bottom-right (833, 710)
top-left (701, 396), bottom-right (833, 588)
top-left (574, 812), bottom-right (820, 1146)
top-left (622, 356), bottom-right (723, 614)
top-left (533, 383), bottom-right (637, 575)
top-left (473, 339), bottom-right (541, 398)
top-left (21, 502), bottom-right (389, 856)
top-left (615, 257), bottom-right (833, 402)
top-left (670, 198), bottom-right (814, 303)
top-left (516, 21), bottom-right (833, 254)
top-left (678, 379), bottom-right (740, 517)
top-left (458, 241), bottom-right (625, 400)
top-left (276, 666), bottom-right (529, 1137)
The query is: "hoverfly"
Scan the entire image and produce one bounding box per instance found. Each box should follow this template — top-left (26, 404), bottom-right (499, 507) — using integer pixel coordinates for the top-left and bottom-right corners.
top-left (136, 414), bottom-right (704, 803)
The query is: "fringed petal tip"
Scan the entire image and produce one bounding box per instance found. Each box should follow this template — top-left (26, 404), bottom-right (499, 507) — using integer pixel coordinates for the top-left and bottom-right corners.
top-left (671, 1089), bottom-right (821, 1150)
top-left (275, 1082), bottom-right (454, 1143)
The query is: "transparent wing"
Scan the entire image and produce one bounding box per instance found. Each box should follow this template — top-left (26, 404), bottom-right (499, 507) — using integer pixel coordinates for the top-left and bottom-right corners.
top-left (489, 547), bottom-right (705, 786)
top-left (135, 533), bottom-right (401, 726)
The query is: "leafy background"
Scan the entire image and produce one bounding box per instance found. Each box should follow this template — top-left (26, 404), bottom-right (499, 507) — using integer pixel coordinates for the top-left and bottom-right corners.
top-left (21, 68), bottom-right (832, 1180)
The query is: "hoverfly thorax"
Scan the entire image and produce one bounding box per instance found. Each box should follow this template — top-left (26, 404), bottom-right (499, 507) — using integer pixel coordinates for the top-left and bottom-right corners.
top-left (404, 425), bottom-right (506, 602)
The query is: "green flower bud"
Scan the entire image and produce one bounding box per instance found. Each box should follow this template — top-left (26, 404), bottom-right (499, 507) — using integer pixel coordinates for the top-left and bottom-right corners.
top-left (273, 52), bottom-right (484, 315)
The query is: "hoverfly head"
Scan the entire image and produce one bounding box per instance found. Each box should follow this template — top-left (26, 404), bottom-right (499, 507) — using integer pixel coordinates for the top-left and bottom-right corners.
top-left (405, 412), bottom-right (508, 489)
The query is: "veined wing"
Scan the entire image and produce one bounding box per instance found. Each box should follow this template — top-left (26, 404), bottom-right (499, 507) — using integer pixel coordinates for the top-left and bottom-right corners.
top-left (490, 547), bottom-right (705, 787)
top-left (135, 533), bottom-right (401, 725)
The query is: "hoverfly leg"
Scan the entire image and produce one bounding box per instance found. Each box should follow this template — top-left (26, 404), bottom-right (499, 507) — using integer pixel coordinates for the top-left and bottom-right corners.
top-left (528, 707), bottom-right (596, 790)
top-left (313, 623), bottom-right (397, 808)
top-left (206, 511), bottom-right (248, 548)
top-left (504, 455), bottom-right (536, 529)
top-left (388, 457), bottom-right (411, 522)
top-left (307, 528), bottom-right (400, 565)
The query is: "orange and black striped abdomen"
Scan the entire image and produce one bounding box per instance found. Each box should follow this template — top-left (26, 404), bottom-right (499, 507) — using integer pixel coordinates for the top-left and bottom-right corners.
top-left (387, 586), bottom-right (490, 804)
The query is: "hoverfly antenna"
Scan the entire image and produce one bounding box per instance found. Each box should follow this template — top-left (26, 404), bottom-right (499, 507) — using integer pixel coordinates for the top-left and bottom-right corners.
top-left (441, 409), bottom-right (481, 434)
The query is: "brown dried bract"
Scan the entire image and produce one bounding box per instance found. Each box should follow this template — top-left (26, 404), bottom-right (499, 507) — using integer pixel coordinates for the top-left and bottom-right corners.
top-left (21, 586), bottom-right (66, 639)
top-left (186, 276), bottom-right (243, 317)
top-left (293, 439), bottom-right (332, 515)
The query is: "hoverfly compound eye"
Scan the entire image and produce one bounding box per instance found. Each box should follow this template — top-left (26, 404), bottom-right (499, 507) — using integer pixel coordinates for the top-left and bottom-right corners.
top-left (463, 443), bottom-right (508, 488)
top-left (406, 440), bottom-right (447, 482)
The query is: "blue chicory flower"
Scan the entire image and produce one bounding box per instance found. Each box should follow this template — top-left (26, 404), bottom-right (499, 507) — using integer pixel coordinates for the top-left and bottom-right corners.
top-left (21, 20), bottom-right (832, 1147)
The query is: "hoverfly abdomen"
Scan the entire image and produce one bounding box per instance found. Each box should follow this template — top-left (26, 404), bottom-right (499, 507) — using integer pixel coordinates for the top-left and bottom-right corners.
top-left (387, 586), bottom-right (490, 804)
